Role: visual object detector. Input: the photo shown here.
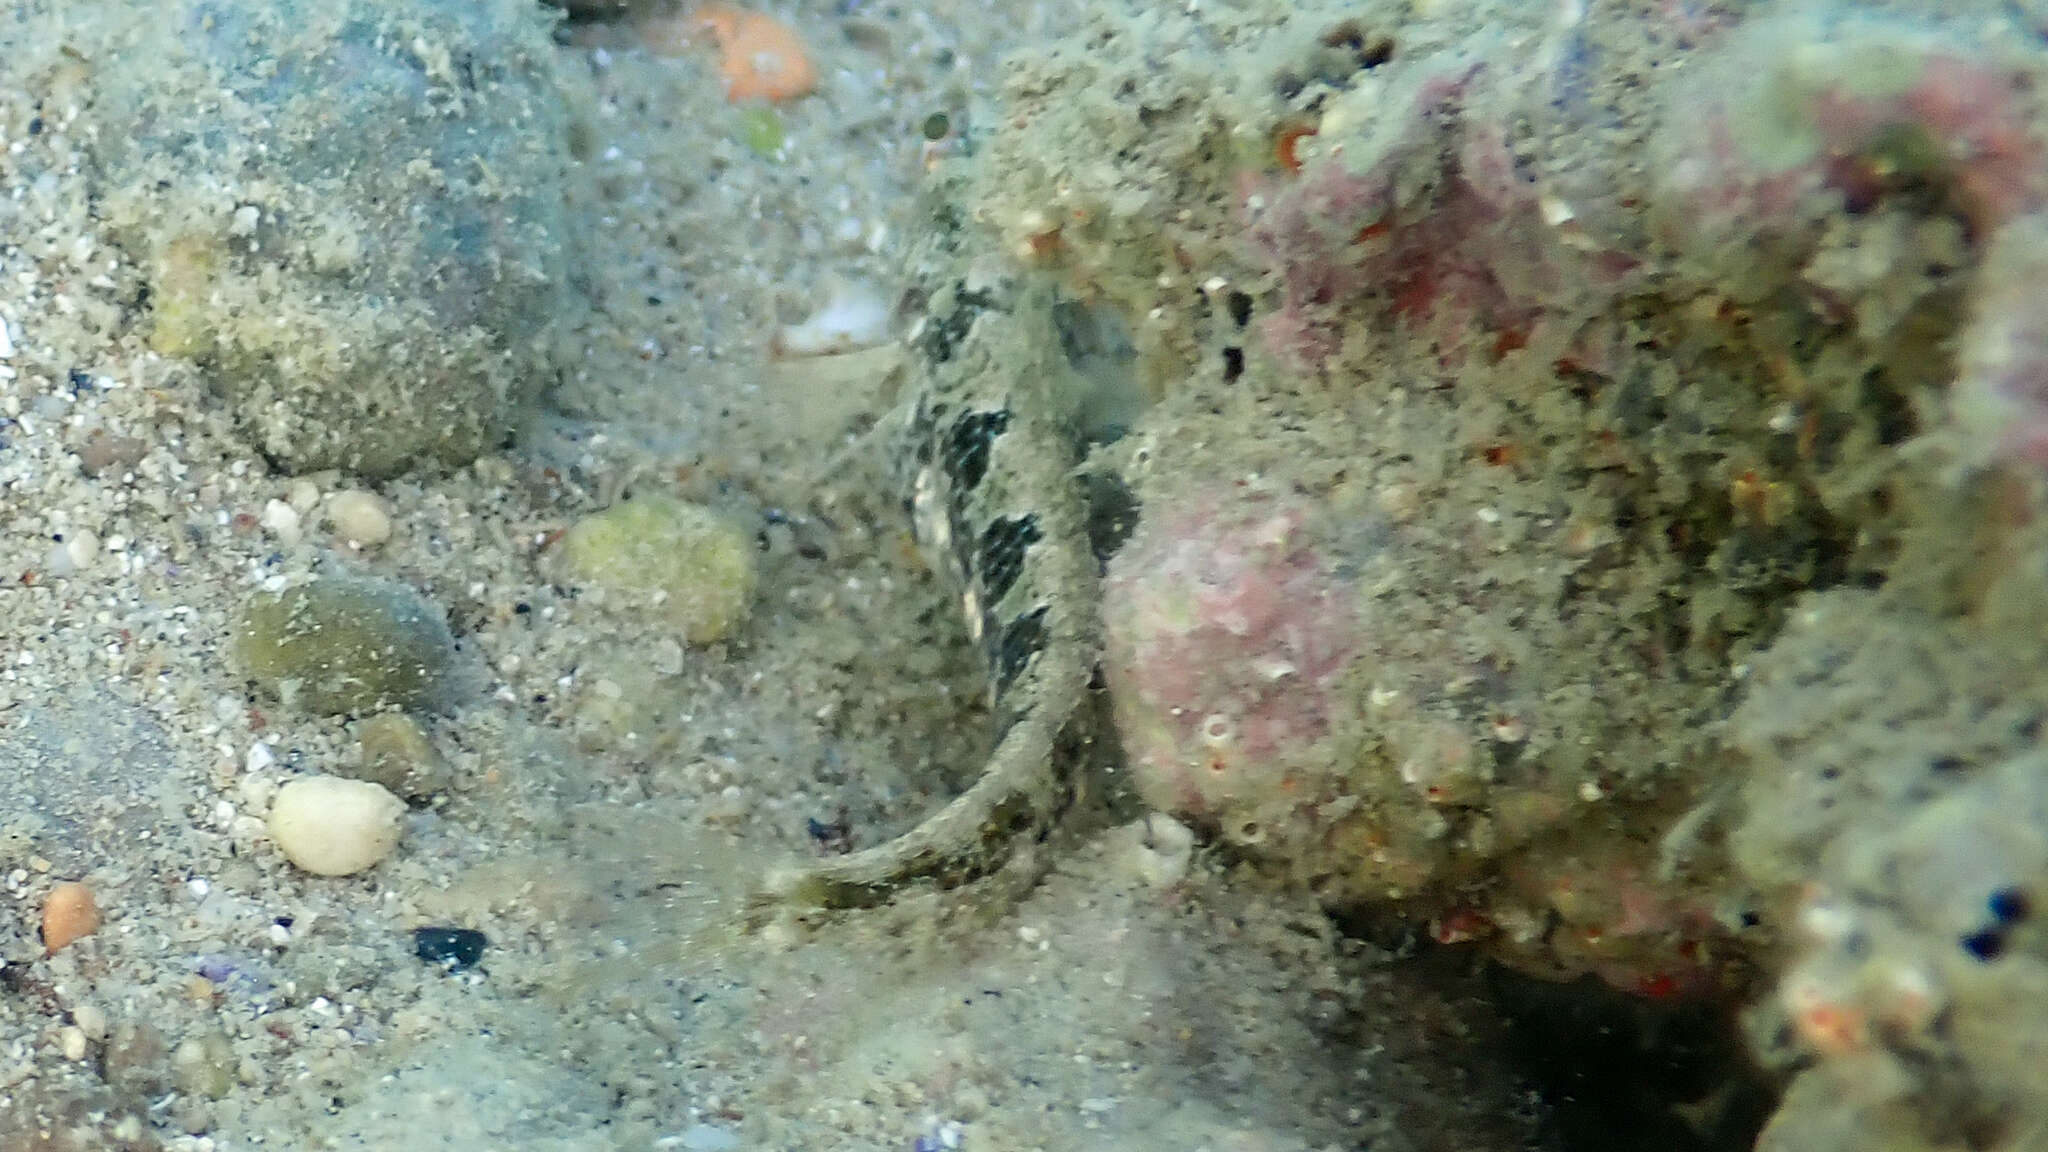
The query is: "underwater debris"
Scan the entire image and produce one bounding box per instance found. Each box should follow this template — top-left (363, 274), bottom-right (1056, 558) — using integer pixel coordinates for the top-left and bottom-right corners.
top-left (412, 926), bottom-right (490, 972)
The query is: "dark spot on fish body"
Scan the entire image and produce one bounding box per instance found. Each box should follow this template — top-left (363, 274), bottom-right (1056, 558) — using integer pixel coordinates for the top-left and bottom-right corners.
top-left (993, 605), bottom-right (1049, 697)
top-left (978, 514), bottom-right (1042, 606)
top-left (944, 409), bottom-right (1011, 493)
top-left (1082, 471), bottom-right (1140, 566)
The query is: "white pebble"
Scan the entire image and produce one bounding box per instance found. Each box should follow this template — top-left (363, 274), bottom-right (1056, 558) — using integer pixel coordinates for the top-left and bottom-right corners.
top-left (771, 277), bottom-right (891, 357)
top-left (64, 529), bottom-right (100, 570)
top-left (44, 530), bottom-right (98, 577)
top-left (72, 1003), bottom-right (108, 1041)
top-left (1125, 813), bottom-right (1194, 889)
top-left (327, 489), bottom-right (393, 549)
top-left (260, 499), bottom-right (302, 547)
top-left (267, 776), bottom-right (404, 876)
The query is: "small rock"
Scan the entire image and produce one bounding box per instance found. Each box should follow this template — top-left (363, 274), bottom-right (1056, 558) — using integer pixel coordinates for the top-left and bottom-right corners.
top-left (1121, 813), bottom-right (1195, 890)
top-left (286, 478), bottom-right (321, 513)
top-left (267, 776), bottom-right (404, 876)
top-left (42, 880), bottom-right (100, 953)
top-left (259, 499), bottom-right (302, 547)
top-left (772, 277), bottom-right (892, 357)
top-left (104, 1021), bottom-right (173, 1099)
top-left (234, 573), bottom-right (457, 715)
top-left (45, 530), bottom-right (99, 577)
top-left (93, 0), bottom-right (575, 477)
top-left (554, 496), bottom-right (758, 645)
top-left (76, 429), bottom-right (149, 477)
top-left (412, 926), bottom-right (488, 971)
top-left (352, 712), bottom-right (448, 800)
top-left (171, 1031), bottom-right (238, 1099)
top-left (677, 1123), bottom-right (742, 1151)
top-left (327, 489), bottom-right (393, 549)
top-left (0, 1072), bottom-right (161, 1152)
top-left (73, 1003), bottom-right (109, 1041)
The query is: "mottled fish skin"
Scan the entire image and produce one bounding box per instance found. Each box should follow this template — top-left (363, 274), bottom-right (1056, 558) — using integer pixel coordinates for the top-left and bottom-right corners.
top-left (760, 183), bottom-right (1102, 909)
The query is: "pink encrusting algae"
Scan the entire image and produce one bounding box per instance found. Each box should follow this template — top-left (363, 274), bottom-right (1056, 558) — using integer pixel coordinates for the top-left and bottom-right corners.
top-left (1102, 481), bottom-right (1363, 848)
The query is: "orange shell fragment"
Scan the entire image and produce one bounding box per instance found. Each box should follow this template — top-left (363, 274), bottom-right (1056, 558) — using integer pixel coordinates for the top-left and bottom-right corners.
top-left (42, 880), bottom-right (101, 953)
top-left (677, 4), bottom-right (817, 105)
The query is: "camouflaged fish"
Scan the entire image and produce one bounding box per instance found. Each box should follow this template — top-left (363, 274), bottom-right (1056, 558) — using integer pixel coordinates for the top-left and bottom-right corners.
top-left (760, 179), bottom-right (1110, 909)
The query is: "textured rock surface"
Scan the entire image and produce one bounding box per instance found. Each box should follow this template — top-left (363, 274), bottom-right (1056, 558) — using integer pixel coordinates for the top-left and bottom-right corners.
top-left (927, 0), bottom-right (2048, 1143)
top-left (83, 0), bottom-right (577, 477)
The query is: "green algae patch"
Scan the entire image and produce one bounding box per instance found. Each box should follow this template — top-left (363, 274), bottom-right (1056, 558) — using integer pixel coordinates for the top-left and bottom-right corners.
top-left (554, 497), bottom-right (758, 645)
top-left (235, 574), bottom-right (458, 716)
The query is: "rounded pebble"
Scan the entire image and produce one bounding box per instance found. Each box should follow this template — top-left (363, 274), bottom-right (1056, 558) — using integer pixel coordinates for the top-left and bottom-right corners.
top-left (327, 489), bottom-right (393, 549)
top-left (677, 1123), bottom-right (742, 1151)
top-left (267, 776), bottom-right (404, 876)
top-left (353, 712), bottom-right (448, 800)
top-left (73, 1004), bottom-right (109, 1042)
top-left (92, 0), bottom-right (575, 477)
top-left (172, 1032), bottom-right (237, 1099)
top-left (554, 496), bottom-right (758, 645)
top-left (234, 573), bottom-right (457, 715)
top-left (41, 881), bottom-right (100, 953)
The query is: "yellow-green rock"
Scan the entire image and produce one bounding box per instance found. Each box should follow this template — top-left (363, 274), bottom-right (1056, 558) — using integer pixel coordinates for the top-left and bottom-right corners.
top-left (555, 497), bottom-right (757, 644)
top-left (235, 574), bottom-right (457, 715)
top-left (172, 1031), bottom-right (238, 1100)
top-left (353, 712), bottom-right (450, 800)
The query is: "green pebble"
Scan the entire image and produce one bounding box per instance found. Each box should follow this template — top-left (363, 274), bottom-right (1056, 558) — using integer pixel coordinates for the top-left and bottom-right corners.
top-left (172, 1031), bottom-right (238, 1100)
top-left (353, 712), bottom-right (449, 800)
top-left (555, 497), bottom-right (757, 645)
top-left (740, 105), bottom-right (786, 157)
top-left (235, 573), bottom-right (457, 716)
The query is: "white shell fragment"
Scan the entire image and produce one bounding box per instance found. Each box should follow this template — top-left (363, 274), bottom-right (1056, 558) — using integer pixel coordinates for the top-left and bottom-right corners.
top-left (772, 277), bottom-right (892, 358)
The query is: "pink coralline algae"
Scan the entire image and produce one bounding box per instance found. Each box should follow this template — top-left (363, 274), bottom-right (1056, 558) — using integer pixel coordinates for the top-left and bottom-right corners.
top-left (1661, 36), bottom-right (2042, 253)
top-left (1651, 22), bottom-right (2048, 473)
top-left (1243, 60), bottom-right (1637, 375)
top-left (1101, 482), bottom-right (1363, 851)
top-left (1247, 12), bottom-right (2048, 486)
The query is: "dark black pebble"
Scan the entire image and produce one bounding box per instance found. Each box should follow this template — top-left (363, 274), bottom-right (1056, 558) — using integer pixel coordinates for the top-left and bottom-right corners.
top-left (413, 926), bottom-right (488, 971)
